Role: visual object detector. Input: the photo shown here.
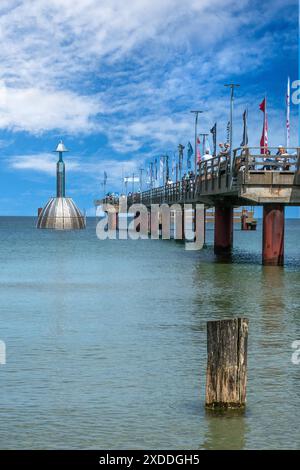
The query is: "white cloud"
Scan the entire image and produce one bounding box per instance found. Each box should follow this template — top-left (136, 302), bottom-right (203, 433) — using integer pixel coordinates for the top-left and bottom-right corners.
top-left (9, 152), bottom-right (142, 193)
top-left (0, 0), bottom-right (297, 148)
top-left (0, 83), bottom-right (100, 133)
top-left (9, 153), bottom-right (80, 174)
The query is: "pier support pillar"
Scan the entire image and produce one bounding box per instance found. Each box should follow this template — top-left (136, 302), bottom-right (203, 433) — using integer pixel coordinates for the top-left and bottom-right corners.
top-left (182, 205), bottom-right (185, 241)
top-left (241, 210), bottom-right (248, 231)
top-left (214, 206), bottom-right (233, 255)
top-left (262, 204), bottom-right (285, 266)
top-left (148, 211), bottom-right (151, 235)
top-left (194, 207), bottom-right (205, 242)
top-left (108, 210), bottom-right (118, 231)
top-left (134, 211), bottom-right (140, 232)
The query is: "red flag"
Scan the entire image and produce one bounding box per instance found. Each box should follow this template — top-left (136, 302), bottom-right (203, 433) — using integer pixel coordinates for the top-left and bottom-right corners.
top-left (259, 98), bottom-right (265, 112)
top-left (196, 136), bottom-right (201, 162)
top-left (259, 97), bottom-right (268, 154)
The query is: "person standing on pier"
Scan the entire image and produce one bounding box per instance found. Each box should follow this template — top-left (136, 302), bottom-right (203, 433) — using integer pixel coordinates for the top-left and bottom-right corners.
top-left (202, 149), bottom-right (213, 173)
top-left (276, 146), bottom-right (290, 171)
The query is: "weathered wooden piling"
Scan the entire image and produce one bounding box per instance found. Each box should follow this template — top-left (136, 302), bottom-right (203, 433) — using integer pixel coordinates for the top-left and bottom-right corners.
top-left (205, 318), bottom-right (249, 409)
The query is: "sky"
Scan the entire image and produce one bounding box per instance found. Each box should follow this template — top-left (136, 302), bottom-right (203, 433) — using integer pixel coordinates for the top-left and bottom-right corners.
top-left (0, 0), bottom-right (298, 216)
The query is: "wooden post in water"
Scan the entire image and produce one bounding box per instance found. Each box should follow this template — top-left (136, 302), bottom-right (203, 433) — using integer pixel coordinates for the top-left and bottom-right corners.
top-left (205, 318), bottom-right (249, 409)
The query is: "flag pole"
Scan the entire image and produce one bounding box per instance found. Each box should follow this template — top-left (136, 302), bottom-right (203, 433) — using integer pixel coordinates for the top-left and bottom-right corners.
top-left (265, 95), bottom-right (267, 152)
top-left (264, 94), bottom-right (267, 154)
top-left (139, 167), bottom-right (144, 192)
top-left (286, 76), bottom-right (290, 149)
top-left (225, 84), bottom-right (240, 172)
top-left (191, 110), bottom-right (203, 176)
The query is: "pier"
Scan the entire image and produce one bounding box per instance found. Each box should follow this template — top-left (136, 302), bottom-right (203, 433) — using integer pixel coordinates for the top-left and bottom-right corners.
top-left (96, 147), bottom-right (300, 266)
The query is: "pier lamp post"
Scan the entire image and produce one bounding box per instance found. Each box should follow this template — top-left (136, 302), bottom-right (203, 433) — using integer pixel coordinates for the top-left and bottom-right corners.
top-left (224, 84), bottom-right (240, 173)
top-left (190, 110), bottom-right (203, 176)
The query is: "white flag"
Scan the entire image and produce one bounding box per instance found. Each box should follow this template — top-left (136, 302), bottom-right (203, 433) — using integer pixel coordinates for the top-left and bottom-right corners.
top-left (160, 157), bottom-right (164, 184)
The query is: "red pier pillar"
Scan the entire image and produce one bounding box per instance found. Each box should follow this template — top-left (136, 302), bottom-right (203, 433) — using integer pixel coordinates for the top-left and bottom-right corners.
top-left (262, 204), bottom-right (284, 266)
top-left (214, 206), bottom-right (233, 255)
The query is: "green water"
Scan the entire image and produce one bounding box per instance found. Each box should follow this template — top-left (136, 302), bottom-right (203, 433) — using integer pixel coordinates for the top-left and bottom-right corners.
top-left (0, 217), bottom-right (299, 449)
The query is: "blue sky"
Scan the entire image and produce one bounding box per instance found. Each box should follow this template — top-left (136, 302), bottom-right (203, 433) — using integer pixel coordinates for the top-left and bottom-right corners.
top-left (0, 0), bottom-right (298, 216)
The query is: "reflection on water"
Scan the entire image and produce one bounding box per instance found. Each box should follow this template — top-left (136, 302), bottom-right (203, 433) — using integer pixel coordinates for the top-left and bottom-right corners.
top-left (0, 217), bottom-right (300, 449)
top-left (202, 409), bottom-right (247, 450)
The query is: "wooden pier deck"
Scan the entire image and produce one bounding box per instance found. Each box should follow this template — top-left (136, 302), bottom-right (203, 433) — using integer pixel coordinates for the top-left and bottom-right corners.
top-left (95, 147), bottom-right (300, 265)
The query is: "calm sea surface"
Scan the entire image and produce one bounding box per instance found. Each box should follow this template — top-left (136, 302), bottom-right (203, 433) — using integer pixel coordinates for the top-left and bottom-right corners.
top-left (0, 216), bottom-right (300, 450)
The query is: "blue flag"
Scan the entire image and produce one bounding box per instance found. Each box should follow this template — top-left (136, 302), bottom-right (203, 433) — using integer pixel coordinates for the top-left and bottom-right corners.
top-left (187, 142), bottom-right (193, 169)
top-left (154, 158), bottom-right (157, 179)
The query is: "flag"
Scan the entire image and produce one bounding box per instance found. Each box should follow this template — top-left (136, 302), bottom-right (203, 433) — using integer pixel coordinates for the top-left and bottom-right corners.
top-left (124, 176), bottom-right (139, 183)
top-left (196, 136), bottom-right (201, 162)
top-left (259, 97), bottom-right (268, 154)
top-left (205, 137), bottom-right (211, 154)
top-left (286, 77), bottom-right (290, 149)
top-left (240, 109), bottom-right (248, 147)
top-left (187, 142), bottom-right (193, 169)
top-left (165, 155), bottom-right (169, 181)
top-left (149, 162), bottom-right (153, 187)
top-left (202, 134), bottom-right (211, 154)
top-left (103, 171), bottom-right (107, 184)
top-left (226, 121), bottom-right (231, 144)
top-left (178, 145), bottom-right (184, 171)
top-left (210, 123), bottom-right (217, 156)
top-left (160, 157), bottom-right (164, 183)
top-left (154, 158), bottom-right (157, 180)
top-left (146, 165), bottom-right (150, 186)
top-left (171, 153), bottom-right (175, 177)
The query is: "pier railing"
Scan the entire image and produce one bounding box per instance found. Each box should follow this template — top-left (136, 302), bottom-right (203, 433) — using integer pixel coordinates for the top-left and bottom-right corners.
top-left (98, 147), bottom-right (300, 207)
top-left (233, 147), bottom-right (300, 173)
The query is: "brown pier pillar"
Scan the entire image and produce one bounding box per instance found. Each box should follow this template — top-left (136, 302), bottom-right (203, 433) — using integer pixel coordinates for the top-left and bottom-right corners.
top-left (148, 211), bottom-right (151, 235)
top-left (262, 204), bottom-right (285, 266)
top-left (134, 211), bottom-right (140, 232)
top-left (182, 205), bottom-right (185, 240)
top-left (195, 207), bottom-right (206, 245)
top-left (241, 209), bottom-right (248, 231)
top-left (108, 210), bottom-right (118, 231)
top-left (214, 206), bottom-right (233, 254)
top-left (205, 318), bottom-right (249, 409)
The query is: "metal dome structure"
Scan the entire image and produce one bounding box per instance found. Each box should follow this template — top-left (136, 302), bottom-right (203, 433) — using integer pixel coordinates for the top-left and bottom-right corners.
top-left (37, 141), bottom-right (86, 230)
